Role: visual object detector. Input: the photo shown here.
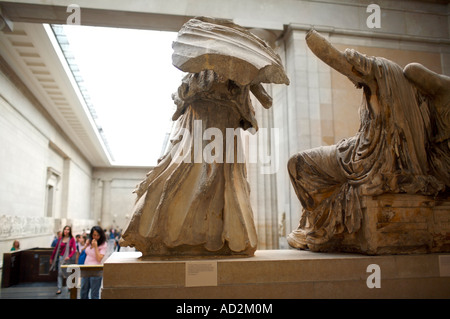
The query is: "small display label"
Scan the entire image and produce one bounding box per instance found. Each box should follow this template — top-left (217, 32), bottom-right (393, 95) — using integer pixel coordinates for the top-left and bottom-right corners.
top-left (185, 261), bottom-right (218, 287)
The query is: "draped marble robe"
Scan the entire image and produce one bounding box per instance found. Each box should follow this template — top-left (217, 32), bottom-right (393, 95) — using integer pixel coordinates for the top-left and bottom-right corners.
top-left (120, 71), bottom-right (261, 257)
top-left (287, 30), bottom-right (449, 250)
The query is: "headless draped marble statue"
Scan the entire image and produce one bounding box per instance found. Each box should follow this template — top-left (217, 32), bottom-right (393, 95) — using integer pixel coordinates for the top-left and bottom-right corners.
top-left (120, 17), bottom-right (289, 258)
top-left (287, 30), bottom-right (450, 253)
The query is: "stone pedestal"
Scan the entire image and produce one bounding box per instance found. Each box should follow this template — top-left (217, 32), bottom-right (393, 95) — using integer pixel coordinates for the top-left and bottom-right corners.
top-left (314, 194), bottom-right (450, 255)
top-left (101, 250), bottom-right (450, 299)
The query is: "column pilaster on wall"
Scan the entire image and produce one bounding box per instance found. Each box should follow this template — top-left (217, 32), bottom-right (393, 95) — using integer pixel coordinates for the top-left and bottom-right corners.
top-left (247, 91), bottom-right (279, 250)
top-left (100, 179), bottom-right (112, 229)
top-left (60, 158), bottom-right (71, 220)
top-left (244, 28), bottom-right (281, 250)
top-left (91, 178), bottom-right (103, 226)
top-left (273, 25), bottom-right (334, 243)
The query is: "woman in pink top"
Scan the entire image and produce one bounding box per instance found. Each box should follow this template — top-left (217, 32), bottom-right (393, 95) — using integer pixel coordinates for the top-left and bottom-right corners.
top-left (50, 225), bottom-right (76, 294)
top-left (80, 226), bottom-right (107, 299)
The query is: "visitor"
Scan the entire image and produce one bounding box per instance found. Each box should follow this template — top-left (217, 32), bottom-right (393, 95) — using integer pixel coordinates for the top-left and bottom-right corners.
top-left (75, 234), bottom-right (81, 248)
top-left (114, 234), bottom-right (121, 252)
top-left (50, 225), bottom-right (76, 295)
top-left (109, 228), bottom-right (116, 240)
top-left (80, 226), bottom-right (107, 299)
top-left (77, 235), bottom-right (87, 265)
top-left (10, 240), bottom-right (20, 251)
top-left (51, 231), bottom-right (61, 247)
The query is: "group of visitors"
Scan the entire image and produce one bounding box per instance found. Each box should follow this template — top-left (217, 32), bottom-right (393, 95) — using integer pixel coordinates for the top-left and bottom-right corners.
top-left (8, 225), bottom-right (123, 299)
top-left (49, 225), bottom-right (112, 299)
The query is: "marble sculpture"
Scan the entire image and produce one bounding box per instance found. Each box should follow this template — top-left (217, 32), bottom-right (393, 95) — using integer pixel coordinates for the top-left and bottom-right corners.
top-left (287, 30), bottom-right (449, 254)
top-left (120, 17), bottom-right (289, 258)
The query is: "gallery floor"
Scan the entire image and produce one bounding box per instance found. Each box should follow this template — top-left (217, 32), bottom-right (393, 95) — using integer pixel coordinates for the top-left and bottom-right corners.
top-left (0, 281), bottom-right (73, 299)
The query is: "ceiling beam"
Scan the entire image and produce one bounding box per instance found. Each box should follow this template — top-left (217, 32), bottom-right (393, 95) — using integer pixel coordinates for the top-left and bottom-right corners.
top-left (0, 0), bottom-right (448, 41)
top-left (0, 2), bottom-right (192, 31)
top-left (0, 5), bottom-right (13, 31)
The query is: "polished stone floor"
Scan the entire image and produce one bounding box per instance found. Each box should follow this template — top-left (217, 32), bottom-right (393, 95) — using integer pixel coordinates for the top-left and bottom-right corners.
top-left (0, 282), bottom-right (74, 299)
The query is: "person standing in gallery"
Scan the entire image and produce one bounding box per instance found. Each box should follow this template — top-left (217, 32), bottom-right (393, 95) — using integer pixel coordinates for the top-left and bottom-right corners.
top-left (50, 225), bottom-right (76, 294)
top-left (10, 240), bottom-right (20, 251)
top-left (51, 231), bottom-right (61, 247)
top-left (80, 226), bottom-right (107, 299)
top-left (77, 235), bottom-right (87, 264)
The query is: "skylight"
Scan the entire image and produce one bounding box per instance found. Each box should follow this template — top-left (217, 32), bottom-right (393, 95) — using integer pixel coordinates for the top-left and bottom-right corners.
top-left (51, 24), bottom-right (183, 166)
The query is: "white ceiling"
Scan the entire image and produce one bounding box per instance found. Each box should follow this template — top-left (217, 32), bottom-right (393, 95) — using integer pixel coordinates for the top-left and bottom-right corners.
top-left (0, 22), bottom-right (113, 166)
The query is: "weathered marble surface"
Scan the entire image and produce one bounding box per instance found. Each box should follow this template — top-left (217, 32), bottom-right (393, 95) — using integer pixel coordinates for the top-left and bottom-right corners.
top-left (304, 194), bottom-right (450, 255)
top-left (120, 17), bottom-right (288, 258)
top-left (172, 16), bottom-right (289, 87)
top-left (0, 214), bottom-right (53, 239)
top-left (287, 30), bottom-right (450, 254)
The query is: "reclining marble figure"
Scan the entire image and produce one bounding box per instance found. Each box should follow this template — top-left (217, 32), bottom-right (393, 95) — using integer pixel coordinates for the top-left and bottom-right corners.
top-left (120, 17), bottom-right (289, 257)
top-left (287, 30), bottom-right (449, 253)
